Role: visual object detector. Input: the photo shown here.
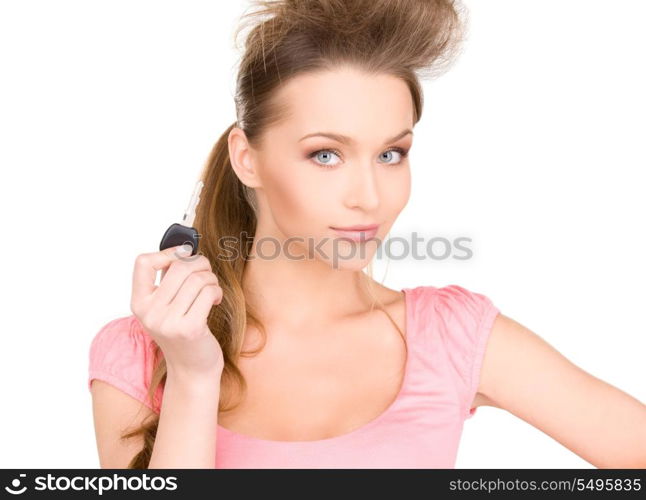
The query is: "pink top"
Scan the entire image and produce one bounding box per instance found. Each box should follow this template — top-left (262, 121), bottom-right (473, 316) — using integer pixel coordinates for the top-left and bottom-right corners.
top-left (88, 284), bottom-right (500, 468)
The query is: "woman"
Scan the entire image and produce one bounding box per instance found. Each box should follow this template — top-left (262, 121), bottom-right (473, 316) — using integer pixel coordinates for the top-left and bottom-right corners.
top-left (88, 0), bottom-right (646, 468)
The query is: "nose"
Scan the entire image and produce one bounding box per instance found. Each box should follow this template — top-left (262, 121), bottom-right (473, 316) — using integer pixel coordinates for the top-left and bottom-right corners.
top-left (343, 159), bottom-right (380, 212)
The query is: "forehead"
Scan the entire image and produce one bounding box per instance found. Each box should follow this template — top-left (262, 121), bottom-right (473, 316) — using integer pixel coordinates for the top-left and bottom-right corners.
top-left (269, 67), bottom-right (414, 141)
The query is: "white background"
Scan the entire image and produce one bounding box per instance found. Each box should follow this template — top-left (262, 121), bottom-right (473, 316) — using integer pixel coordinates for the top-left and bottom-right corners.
top-left (0, 0), bottom-right (644, 468)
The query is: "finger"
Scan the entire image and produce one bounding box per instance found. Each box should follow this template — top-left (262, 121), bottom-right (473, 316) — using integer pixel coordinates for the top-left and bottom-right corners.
top-left (152, 254), bottom-right (213, 307)
top-left (159, 244), bottom-right (195, 281)
top-left (163, 244), bottom-right (195, 262)
top-left (183, 284), bottom-right (223, 323)
top-left (167, 270), bottom-right (219, 317)
top-left (131, 245), bottom-right (187, 305)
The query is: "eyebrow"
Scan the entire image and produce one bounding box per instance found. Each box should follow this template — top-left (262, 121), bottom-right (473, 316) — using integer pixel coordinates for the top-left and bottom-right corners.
top-left (298, 128), bottom-right (413, 145)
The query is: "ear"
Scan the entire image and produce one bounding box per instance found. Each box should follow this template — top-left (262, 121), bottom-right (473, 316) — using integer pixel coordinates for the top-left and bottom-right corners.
top-left (228, 126), bottom-right (262, 188)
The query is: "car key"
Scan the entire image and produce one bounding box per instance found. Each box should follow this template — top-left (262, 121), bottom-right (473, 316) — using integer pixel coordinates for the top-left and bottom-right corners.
top-left (159, 179), bottom-right (204, 257)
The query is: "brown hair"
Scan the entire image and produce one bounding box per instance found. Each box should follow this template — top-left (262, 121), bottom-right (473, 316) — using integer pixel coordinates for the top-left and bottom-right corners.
top-left (121, 0), bottom-right (466, 468)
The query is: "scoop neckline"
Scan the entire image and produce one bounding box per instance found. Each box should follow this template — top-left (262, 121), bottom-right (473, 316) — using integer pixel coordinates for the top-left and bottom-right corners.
top-left (216, 287), bottom-right (414, 445)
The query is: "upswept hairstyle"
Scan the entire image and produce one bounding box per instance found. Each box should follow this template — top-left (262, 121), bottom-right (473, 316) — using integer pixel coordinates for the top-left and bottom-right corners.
top-left (122, 0), bottom-right (466, 468)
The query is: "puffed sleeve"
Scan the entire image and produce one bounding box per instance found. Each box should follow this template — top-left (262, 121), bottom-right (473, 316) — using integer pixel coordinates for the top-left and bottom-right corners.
top-left (88, 315), bottom-right (163, 413)
top-left (432, 284), bottom-right (500, 420)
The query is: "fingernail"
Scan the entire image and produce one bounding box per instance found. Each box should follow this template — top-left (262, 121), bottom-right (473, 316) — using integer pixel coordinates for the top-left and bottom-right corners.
top-left (177, 244), bottom-right (192, 255)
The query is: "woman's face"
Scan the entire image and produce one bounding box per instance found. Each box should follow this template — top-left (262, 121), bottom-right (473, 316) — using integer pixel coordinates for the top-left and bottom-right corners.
top-left (239, 66), bottom-right (413, 270)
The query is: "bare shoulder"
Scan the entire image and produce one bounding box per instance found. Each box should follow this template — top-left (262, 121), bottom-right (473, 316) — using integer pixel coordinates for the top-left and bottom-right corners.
top-left (366, 283), bottom-right (407, 327)
top-left (366, 282), bottom-right (406, 309)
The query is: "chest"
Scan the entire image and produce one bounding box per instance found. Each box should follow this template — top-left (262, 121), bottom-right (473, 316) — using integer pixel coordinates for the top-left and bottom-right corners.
top-left (218, 307), bottom-right (408, 441)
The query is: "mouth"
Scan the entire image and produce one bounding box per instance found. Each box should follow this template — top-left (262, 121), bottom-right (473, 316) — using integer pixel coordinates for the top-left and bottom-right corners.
top-left (330, 224), bottom-right (380, 241)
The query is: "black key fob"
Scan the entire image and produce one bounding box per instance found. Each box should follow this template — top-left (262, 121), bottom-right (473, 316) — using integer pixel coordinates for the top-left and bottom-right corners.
top-left (159, 222), bottom-right (199, 256)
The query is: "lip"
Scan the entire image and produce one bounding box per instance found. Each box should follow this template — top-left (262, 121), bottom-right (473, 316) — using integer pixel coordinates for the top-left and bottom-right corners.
top-left (330, 224), bottom-right (379, 231)
top-left (330, 224), bottom-right (380, 242)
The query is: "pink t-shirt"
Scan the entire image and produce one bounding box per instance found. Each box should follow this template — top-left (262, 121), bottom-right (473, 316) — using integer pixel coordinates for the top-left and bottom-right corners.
top-left (88, 284), bottom-right (500, 468)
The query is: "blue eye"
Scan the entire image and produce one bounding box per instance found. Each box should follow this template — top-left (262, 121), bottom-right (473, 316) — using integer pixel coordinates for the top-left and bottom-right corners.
top-left (307, 147), bottom-right (409, 169)
top-left (308, 149), bottom-right (342, 168)
top-left (379, 148), bottom-right (408, 164)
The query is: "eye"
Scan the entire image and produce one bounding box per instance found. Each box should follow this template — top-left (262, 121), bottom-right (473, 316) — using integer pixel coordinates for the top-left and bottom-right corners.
top-left (307, 146), bottom-right (410, 169)
top-left (307, 149), bottom-right (342, 168)
top-left (379, 147), bottom-right (409, 165)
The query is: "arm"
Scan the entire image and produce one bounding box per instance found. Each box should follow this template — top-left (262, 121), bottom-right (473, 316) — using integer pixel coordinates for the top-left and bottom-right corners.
top-left (148, 367), bottom-right (222, 469)
top-left (91, 367), bottom-right (222, 469)
top-left (91, 380), bottom-right (157, 468)
top-left (473, 313), bottom-right (646, 468)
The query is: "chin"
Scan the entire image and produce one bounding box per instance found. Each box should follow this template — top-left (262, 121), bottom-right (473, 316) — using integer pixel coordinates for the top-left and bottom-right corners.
top-left (327, 245), bottom-right (379, 271)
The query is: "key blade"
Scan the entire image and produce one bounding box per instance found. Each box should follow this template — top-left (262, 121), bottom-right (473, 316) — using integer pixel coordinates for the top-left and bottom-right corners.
top-left (181, 180), bottom-right (204, 227)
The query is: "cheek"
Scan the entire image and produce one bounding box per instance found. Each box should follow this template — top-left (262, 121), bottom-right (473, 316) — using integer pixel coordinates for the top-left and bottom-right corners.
top-left (380, 166), bottom-right (411, 211)
top-left (263, 163), bottom-right (330, 226)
